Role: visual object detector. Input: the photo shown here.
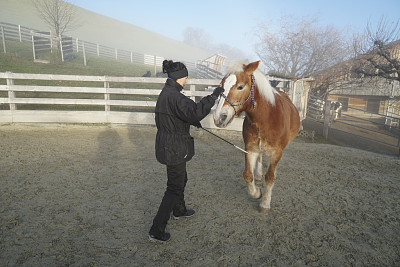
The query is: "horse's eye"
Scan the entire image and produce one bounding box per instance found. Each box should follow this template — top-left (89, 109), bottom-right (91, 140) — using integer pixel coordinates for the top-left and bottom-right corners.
top-left (237, 85), bottom-right (244, 90)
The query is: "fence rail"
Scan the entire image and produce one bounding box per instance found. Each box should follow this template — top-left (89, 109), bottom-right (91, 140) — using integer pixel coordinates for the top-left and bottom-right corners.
top-left (0, 72), bottom-right (246, 130)
top-left (0, 71), bottom-right (310, 127)
top-left (306, 93), bottom-right (400, 155)
top-left (2, 71), bottom-right (397, 154)
top-left (0, 22), bottom-right (223, 79)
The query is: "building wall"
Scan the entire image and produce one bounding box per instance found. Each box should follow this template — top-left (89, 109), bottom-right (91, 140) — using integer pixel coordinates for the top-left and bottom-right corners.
top-left (328, 95), bottom-right (387, 114)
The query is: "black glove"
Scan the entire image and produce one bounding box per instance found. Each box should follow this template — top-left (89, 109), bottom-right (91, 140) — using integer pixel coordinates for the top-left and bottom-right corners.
top-left (192, 121), bottom-right (202, 128)
top-left (211, 86), bottom-right (224, 99)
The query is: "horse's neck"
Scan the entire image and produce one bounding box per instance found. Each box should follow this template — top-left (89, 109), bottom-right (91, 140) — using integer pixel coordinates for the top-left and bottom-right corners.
top-left (245, 88), bottom-right (275, 124)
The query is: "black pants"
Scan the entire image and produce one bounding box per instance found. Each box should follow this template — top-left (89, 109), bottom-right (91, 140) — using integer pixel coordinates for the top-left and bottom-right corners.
top-left (150, 161), bottom-right (188, 236)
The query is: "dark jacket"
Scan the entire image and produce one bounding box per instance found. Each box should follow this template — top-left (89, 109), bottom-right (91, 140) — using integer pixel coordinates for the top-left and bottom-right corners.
top-left (155, 78), bottom-right (216, 165)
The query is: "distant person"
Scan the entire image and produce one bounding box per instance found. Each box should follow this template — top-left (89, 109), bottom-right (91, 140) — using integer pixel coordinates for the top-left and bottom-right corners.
top-left (333, 101), bottom-right (342, 120)
top-left (148, 60), bottom-right (224, 243)
top-left (142, 70), bottom-right (151, 77)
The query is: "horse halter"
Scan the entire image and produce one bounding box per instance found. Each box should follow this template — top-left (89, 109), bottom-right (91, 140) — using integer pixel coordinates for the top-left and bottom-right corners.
top-left (221, 75), bottom-right (256, 115)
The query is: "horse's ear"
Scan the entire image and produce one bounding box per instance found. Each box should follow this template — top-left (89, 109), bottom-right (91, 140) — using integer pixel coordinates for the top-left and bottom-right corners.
top-left (244, 61), bottom-right (260, 75)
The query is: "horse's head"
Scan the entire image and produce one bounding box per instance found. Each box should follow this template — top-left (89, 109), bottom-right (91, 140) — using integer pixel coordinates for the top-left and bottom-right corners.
top-left (213, 61), bottom-right (260, 128)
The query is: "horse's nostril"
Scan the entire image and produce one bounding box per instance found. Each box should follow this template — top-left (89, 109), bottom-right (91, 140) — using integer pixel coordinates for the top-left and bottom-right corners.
top-left (221, 114), bottom-right (227, 121)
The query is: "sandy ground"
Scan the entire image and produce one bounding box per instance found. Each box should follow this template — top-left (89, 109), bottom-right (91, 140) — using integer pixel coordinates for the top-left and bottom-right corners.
top-left (0, 124), bottom-right (399, 266)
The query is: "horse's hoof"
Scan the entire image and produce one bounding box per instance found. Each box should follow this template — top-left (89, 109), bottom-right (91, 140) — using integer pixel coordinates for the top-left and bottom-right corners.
top-left (258, 207), bottom-right (270, 214)
top-left (249, 187), bottom-right (262, 199)
top-left (253, 189), bottom-right (262, 199)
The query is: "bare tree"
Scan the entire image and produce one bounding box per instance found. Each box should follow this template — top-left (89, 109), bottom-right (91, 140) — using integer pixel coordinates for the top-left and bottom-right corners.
top-left (183, 27), bottom-right (213, 51)
top-left (183, 27), bottom-right (247, 61)
top-left (255, 15), bottom-right (352, 78)
top-left (33, 0), bottom-right (79, 37)
top-left (351, 16), bottom-right (400, 84)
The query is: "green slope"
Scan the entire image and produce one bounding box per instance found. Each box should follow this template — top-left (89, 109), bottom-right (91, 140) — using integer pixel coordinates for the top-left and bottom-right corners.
top-left (0, 40), bottom-right (160, 78)
top-left (0, 0), bottom-right (214, 62)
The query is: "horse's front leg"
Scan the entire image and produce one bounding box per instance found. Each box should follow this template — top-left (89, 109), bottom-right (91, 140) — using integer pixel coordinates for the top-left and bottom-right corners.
top-left (259, 150), bottom-right (282, 214)
top-left (243, 151), bottom-right (262, 199)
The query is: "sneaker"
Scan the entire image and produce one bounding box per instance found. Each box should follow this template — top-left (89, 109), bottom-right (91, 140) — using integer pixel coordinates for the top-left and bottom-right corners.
top-left (172, 209), bottom-right (195, 220)
top-left (148, 232), bottom-right (171, 243)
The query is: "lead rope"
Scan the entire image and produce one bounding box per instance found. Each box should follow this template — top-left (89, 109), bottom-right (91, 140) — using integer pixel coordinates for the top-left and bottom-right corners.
top-left (250, 75), bottom-right (255, 109)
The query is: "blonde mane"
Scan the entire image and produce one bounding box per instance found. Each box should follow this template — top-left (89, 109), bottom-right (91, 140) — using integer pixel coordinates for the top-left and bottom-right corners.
top-left (226, 62), bottom-right (278, 106)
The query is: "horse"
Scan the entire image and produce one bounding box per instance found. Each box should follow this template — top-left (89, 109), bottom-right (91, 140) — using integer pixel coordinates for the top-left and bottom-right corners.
top-left (213, 61), bottom-right (300, 214)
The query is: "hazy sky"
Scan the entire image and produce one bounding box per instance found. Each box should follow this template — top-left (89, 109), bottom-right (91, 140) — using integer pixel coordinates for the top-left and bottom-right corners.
top-left (74, 0), bottom-right (400, 60)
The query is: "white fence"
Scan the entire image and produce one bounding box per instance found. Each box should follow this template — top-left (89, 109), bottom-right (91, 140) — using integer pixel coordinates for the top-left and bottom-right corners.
top-left (0, 72), bottom-right (311, 132)
top-left (306, 94), bottom-right (400, 154)
top-left (0, 72), bottom-right (244, 130)
top-left (0, 22), bottom-right (223, 78)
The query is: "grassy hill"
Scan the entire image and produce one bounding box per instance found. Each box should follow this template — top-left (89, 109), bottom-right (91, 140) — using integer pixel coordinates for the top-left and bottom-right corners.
top-left (0, 0), bottom-right (214, 62)
top-left (0, 40), bottom-right (158, 77)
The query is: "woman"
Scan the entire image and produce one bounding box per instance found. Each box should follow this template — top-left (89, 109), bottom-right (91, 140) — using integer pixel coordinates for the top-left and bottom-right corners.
top-left (148, 60), bottom-right (224, 243)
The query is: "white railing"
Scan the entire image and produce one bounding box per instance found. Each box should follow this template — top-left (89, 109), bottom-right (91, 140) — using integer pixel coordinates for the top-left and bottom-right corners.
top-left (0, 72), bottom-right (244, 130)
top-left (0, 22), bottom-right (223, 78)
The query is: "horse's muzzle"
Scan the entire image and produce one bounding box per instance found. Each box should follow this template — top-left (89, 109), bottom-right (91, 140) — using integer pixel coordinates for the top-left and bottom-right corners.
top-left (213, 111), bottom-right (230, 128)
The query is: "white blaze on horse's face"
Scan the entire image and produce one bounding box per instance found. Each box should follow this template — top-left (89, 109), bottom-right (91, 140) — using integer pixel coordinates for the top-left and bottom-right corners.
top-left (213, 74), bottom-right (237, 128)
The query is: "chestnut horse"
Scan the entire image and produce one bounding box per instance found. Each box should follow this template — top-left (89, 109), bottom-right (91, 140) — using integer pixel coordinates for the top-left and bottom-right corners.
top-left (213, 61), bottom-right (300, 214)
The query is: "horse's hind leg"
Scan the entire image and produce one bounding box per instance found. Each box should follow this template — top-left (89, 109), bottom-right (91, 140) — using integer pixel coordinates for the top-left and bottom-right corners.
top-left (255, 154), bottom-right (263, 185)
top-left (259, 150), bottom-right (282, 214)
top-left (243, 151), bottom-right (262, 199)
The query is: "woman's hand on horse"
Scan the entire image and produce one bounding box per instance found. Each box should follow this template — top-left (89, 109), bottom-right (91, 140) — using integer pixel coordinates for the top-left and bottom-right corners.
top-left (212, 87), bottom-right (224, 99)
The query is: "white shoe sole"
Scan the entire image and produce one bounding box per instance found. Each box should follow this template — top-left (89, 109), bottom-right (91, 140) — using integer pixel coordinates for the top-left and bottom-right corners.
top-left (172, 213), bottom-right (195, 220)
top-left (148, 234), bottom-right (170, 243)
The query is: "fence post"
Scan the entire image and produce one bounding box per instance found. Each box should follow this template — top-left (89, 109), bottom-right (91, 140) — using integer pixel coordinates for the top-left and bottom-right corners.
top-left (104, 77), bottom-right (110, 115)
top-left (115, 48), bottom-right (118, 61)
top-left (50, 30), bottom-right (53, 53)
top-left (323, 100), bottom-right (332, 139)
top-left (1, 26), bottom-right (6, 53)
top-left (6, 72), bottom-right (16, 111)
top-left (398, 135), bottom-right (400, 156)
top-left (82, 41), bottom-right (87, 66)
top-left (31, 34), bottom-right (36, 61)
top-left (190, 85), bottom-right (196, 101)
top-left (59, 35), bottom-right (64, 62)
top-left (154, 56), bottom-right (157, 76)
top-left (18, 25), bottom-right (22, 42)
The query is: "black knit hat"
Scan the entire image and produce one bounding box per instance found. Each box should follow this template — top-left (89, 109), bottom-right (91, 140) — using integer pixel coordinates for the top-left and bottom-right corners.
top-left (168, 68), bottom-right (188, 80)
top-left (163, 60), bottom-right (188, 80)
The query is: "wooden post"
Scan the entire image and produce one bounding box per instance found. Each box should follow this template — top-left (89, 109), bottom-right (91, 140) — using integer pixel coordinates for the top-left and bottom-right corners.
top-left (50, 30), bottom-right (53, 53)
top-left (115, 48), bottom-right (118, 61)
top-left (130, 51), bottom-right (133, 63)
top-left (76, 38), bottom-right (79, 53)
top-left (323, 100), bottom-right (331, 139)
top-left (6, 72), bottom-right (16, 111)
top-left (18, 25), bottom-right (22, 42)
top-left (97, 44), bottom-right (99, 56)
top-left (397, 135), bottom-right (400, 154)
top-left (59, 35), bottom-right (64, 62)
top-left (31, 34), bottom-right (36, 61)
top-left (1, 26), bottom-right (6, 53)
top-left (82, 41), bottom-right (87, 66)
top-left (154, 56), bottom-right (157, 76)
top-left (190, 84), bottom-right (196, 101)
top-left (104, 78), bottom-right (110, 113)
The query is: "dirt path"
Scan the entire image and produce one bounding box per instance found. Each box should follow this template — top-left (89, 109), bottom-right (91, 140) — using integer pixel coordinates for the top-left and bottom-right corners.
top-left (1, 124), bottom-right (399, 266)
